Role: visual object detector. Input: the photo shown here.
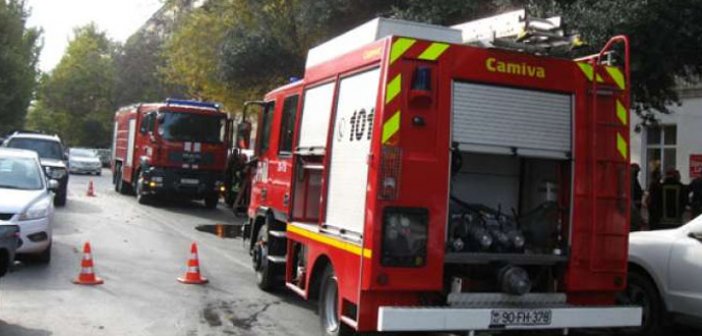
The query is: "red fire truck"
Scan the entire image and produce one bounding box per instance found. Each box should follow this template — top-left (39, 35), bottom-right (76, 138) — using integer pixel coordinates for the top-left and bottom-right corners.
top-left (112, 99), bottom-right (229, 208)
top-left (236, 10), bottom-right (641, 335)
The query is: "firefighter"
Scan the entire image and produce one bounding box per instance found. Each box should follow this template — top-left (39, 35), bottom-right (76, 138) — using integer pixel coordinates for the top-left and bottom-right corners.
top-left (689, 175), bottom-right (702, 219)
top-left (658, 169), bottom-right (688, 227)
top-left (630, 163), bottom-right (644, 231)
top-left (646, 170), bottom-right (663, 230)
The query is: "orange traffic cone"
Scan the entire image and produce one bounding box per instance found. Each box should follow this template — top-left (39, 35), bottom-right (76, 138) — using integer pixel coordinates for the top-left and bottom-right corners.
top-left (86, 180), bottom-right (96, 197)
top-left (73, 242), bottom-right (104, 285)
top-left (178, 242), bottom-right (208, 284)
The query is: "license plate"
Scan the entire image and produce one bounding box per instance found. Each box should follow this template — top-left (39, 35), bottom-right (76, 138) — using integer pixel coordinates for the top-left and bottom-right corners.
top-left (180, 178), bottom-right (199, 185)
top-left (490, 309), bottom-right (552, 327)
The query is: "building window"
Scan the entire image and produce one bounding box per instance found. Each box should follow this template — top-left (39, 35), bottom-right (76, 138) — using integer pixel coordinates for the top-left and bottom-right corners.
top-left (646, 125), bottom-right (677, 182)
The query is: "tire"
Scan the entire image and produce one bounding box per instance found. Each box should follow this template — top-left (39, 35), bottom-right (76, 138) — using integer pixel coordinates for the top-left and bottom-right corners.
top-left (204, 195), bottom-right (219, 209)
top-left (54, 187), bottom-right (67, 206)
top-left (36, 243), bottom-right (52, 264)
top-left (319, 266), bottom-right (354, 336)
top-left (113, 167), bottom-right (120, 192)
top-left (618, 271), bottom-right (664, 336)
top-left (136, 170), bottom-right (150, 205)
top-left (252, 223), bottom-right (279, 291)
top-left (117, 168), bottom-right (131, 195)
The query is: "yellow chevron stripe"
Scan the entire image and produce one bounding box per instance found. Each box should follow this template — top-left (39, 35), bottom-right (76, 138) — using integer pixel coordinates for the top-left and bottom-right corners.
top-left (382, 111), bottom-right (401, 144)
top-left (287, 224), bottom-right (372, 259)
top-left (390, 38), bottom-right (416, 65)
top-left (386, 74), bottom-right (401, 104)
top-left (616, 99), bottom-right (627, 126)
top-left (606, 66), bottom-right (626, 90)
top-left (418, 43), bottom-right (450, 61)
top-left (577, 63), bottom-right (604, 82)
top-left (616, 133), bottom-right (628, 160)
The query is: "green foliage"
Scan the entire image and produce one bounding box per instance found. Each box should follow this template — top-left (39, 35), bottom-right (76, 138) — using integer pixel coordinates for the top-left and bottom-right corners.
top-left (36, 24), bottom-right (117, 147)
top-left (0, 0), bottom-right (41, 135)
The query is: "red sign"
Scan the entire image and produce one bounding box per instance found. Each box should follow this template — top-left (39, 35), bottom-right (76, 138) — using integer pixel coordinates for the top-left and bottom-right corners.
top-left (691, 155), bottom-right (702, 178)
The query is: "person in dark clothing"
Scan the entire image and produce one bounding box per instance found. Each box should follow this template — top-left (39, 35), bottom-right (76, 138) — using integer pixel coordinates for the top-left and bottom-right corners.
top-left (659, 169), bottom-right (688, 227)
top-left (689, 176), bottom-right (702, 219)
top-left (630, 164), bottom-right (644, 231)
top-left (646, 170), bottom-right (663, 230)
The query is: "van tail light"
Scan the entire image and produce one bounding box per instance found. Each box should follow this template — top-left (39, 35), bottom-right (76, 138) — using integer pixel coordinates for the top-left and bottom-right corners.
top-left (379, 145), bottom-right (402, 200)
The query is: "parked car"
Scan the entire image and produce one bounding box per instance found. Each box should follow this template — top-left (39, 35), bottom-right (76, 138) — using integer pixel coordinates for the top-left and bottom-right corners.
top-left (3, 132), bottom-right (69, 206)
top-left (69, 148), bottom-right (102, 175)
top-left (95, 148), bottom-right (112, 168)
top-left (0, 148), bottom-right (55, 263)
top-left (622, 216), bottom-right (702, 335)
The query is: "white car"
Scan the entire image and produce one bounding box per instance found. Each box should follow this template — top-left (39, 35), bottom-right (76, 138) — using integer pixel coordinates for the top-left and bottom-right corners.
top-left (68, 148), bottom-right (102, 175)
top-left (623, 216), bottom-right (702, 335)
top-left (0, 148), bottom-right (56, 263)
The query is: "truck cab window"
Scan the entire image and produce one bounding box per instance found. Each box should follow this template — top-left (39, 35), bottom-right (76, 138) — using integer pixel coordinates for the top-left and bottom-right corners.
top-left (278, 95), bottom-right (299, 154)
top-left (258, 101), bottom-right (275, 153)
top-left (140, 114), bottom-right (152, 134)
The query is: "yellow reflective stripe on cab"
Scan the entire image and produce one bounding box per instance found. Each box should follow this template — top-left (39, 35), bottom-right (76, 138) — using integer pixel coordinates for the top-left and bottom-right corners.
top-left (386, 74), bottom-right (401, 104)
top-left (616, 99), bottom-right (627, 126)
top-left (606, 66), bottom-right (626, 90)
top-left (390, 38), bottom-right (416, 65)
top-left (287, 224), bottom-right (372, 258)
top-left (616, 133), bottom-right (628, 160)
top-left (418, 43), bottom-right (449, 61)
top-left (382, 111), bottom-right (401, 144)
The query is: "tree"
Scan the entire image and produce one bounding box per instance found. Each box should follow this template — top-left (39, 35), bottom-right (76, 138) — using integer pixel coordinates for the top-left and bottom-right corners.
top-left (0, 0), bottom-right (41, 135)
top-left (37, 24), bottom-right (117, 147)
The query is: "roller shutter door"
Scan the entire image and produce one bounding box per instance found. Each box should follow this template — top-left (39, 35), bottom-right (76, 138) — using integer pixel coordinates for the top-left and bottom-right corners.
top-left (452, 82), bottom-right (572, 159)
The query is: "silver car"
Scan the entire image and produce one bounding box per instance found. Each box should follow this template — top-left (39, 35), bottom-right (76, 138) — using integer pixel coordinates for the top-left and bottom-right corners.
top-left (68, 148), bottom-right (102, 175)
top-left (0, 148), bottom-right (57, 263)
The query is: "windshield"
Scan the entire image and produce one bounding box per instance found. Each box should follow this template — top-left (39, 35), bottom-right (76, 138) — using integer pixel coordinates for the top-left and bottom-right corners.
top-left (0, 157), bottom-right (43, 190)
top-left (158, 111), bottom-right (225, 143)
top-left (70, 149), bottom-right (97, 158)
top-left (7, 138), bottom-right (63, 160)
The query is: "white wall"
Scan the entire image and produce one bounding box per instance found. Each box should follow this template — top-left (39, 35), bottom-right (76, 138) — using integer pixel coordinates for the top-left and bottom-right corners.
top-left (631, 95), bottom-right (702, 184)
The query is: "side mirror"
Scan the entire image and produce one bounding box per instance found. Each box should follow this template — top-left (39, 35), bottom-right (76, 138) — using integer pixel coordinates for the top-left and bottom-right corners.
top-left (688, 232), bottom-right (702, 242)
top-left (48, 179), bottom-right (60, 192)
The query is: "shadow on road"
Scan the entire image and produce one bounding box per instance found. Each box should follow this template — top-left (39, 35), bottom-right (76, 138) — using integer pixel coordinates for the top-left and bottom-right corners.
top-left (58, 198), bottom-right (103, 215)
top-left (0, 320), bottom-right (51, 336)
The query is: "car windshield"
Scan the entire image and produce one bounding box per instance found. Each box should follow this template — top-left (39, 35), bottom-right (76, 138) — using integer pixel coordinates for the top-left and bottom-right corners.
top-left (70, 149), bottom-right (97, 158)
top-left (158, 111), bottom-right (225, 143)
top-left (0, 157), bottom-right (43, 190)
top-left (7, 138), bottom-right (63, 160)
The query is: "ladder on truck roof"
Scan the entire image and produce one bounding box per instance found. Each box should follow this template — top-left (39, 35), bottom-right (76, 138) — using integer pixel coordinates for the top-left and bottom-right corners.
top-left (305, 9), bottom-right (582, 68)
top-left (451, 9), bottom-right (584, 54)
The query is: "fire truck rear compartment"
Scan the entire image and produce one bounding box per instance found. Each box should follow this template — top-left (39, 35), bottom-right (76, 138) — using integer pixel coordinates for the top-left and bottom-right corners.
top-left (445, 82), bottom-right (573, 295)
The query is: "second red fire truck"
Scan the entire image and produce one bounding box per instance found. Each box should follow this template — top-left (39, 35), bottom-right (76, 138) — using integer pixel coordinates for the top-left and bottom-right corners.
top-left (234, 10), bottom-right (642, 335)
top-left (112, 99), bottom-right (229, 208)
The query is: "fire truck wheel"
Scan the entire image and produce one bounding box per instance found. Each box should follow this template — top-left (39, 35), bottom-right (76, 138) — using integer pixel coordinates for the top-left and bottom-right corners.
top-left (136, 171), bottom-right (150, 205)
top-left (319, 266), bottom-right (354, 336)
top-left (619, 271), bottom-right (664, 336)
top-left (116, 169), bottom-right (132, 195)
top-left (253, 223), bottom-right (276, 291)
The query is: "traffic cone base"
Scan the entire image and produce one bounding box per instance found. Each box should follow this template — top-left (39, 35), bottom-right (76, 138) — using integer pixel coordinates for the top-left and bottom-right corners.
top-left (178, 242), bottom-right (208, 285)
top-left (73, 242), bottom-right (103, 286)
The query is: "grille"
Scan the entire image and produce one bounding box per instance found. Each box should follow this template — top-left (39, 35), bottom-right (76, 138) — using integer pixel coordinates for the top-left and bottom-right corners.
top-left (0, 213), bottom-right (14, 221)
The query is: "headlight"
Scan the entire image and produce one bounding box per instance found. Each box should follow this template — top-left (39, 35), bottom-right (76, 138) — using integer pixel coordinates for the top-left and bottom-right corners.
top-left (48, 168), bottom-right (67, 179)
top-left (381, 207), bottom-right (428, 267)
top-left (19, 197), bottom-right (51, 221)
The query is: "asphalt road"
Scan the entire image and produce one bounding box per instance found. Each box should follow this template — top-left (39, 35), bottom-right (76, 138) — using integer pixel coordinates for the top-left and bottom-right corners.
top-left (0, 170), bottom-right (699, 336)
top-left (0, 170), bottom-right (318, 336)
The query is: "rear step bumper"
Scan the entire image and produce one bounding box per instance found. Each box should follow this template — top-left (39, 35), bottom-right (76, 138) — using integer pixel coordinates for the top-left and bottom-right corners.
top-left (377, 305), bottom-right (641, 332)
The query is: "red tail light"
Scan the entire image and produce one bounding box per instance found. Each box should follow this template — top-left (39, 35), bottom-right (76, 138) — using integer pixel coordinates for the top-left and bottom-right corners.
top-left (379, 145), bottom-right (402, 200)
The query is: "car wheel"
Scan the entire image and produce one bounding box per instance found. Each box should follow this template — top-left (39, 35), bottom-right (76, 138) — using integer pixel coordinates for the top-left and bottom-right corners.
top-left (204, 195), bottom-right (219, 209)
top-left (36, 243), bottom-right (52, 264)
top-left (319, 266), bottom-right (354, 336)
top-left (136, 170), bottom-right (150, 205)
top-left (54, 187), bottom-right (67, 206)
top-left (618, 271), bottom-right (664, 336)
